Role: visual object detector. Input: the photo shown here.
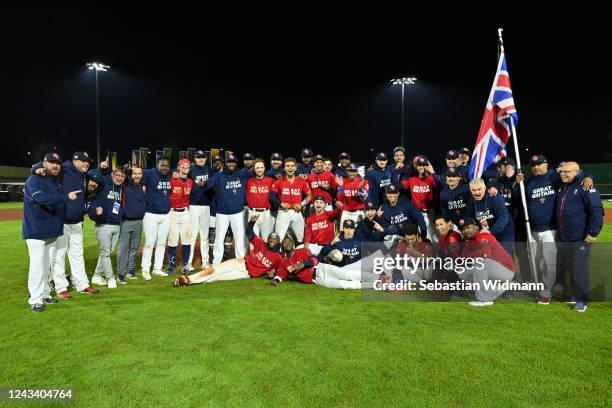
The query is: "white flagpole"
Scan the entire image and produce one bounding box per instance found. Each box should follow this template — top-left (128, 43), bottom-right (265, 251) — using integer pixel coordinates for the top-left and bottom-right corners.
top-left (498, 28), bottom-right (539, 285)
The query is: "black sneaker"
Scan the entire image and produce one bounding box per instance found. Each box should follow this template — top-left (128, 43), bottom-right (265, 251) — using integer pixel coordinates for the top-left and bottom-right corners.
top-left (43, 297), bottom-right (59, 304)
top-left (502, 291), bottom-right (514, 300)
top-left (32, 303), bottom-right (44, 312)
top-left (118, 275), bottom-right (127, 284)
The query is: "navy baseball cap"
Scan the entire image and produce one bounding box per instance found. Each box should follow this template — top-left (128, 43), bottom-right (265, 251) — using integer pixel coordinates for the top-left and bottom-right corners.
top-left (212, 155), bottom-right (223, 162)
top-left (343, 219), bottom-right (356, 229)
top-left (271, 152), bottom-right (283, 161)
top-left (301, 148), bottom-right (314, 157)
top-left (460, 147), bottom-right (471, 156)
top-left (43, 152), bottom-right (62, 164)
top-left (339, 152), bottom-right (350, 160)
top-left (314, 195), bottom-right (326, 203)
top-left (459, 217), bottom-right (478, 228)
top-left (530, 155), bottom-right (547, 165)
top-left (346, 163), bottom-right (358, 171)
top-left (243, 153), bottom-right (255, 160)
top-left (72, 151), bottom-right (93, 163)
top-left (87, 171), bottom-right (103, 185)
top-left (393, 146), bottom-right (406, 154)
top-left (385, 184), bottom-right (399, 194)
top-left (195, 150), bottom-right (207, 158)
top-left (497, 156), bottom-right (516, 167)
top-left (226, 154), bottom-right (238, 163)
top-left (313, 154), bottom-right (324, 162)
top-left (366, 202), bottom-right (376, 210)
top-left (444, 167), bottom-right (461, 177)
top-left (376, 152), bottom-right (388, 161)
top-left (413, 155), bottom-right (430, 166)
top-left (446, 150), bottom-right (459, 160)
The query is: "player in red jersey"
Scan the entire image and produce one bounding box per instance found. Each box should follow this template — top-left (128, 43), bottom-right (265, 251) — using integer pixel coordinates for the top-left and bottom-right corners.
top-left (400, 155), bottom-right (440, 242)
top-left (336, 163), bottom-right (368, 227)
top-left (434, 215), bottom-right (462, 258)
top-left (303, 196), bottom-right (342, 255)
top-left (458, 217), bottom-right (515, 306)
top-left (167, 159), bottom-right (194, 276)
top-left (173, 215), bottom-right (282, 286)
top-left (306, 154), bottom-right (337, 210)
top-left (246, 159), bottom-right (275, 240)
top-left (394, 224), bottom-right (436, 283)
top-left (271, 235), bottom-right (381, 289)
top-left (271, 157), bottom-right (312, 243)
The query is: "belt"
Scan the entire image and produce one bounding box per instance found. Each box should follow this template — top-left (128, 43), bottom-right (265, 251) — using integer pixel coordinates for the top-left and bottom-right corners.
top-left (171, 208), bottom-right (186, 212)
top-left (250, 208), bottom-right (268, 212)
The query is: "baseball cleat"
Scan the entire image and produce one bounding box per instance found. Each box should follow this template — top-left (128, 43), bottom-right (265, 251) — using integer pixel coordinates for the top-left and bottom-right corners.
top-left (31, 303), bottom-right (44, 313)
top-left (107, 278), bottom-right (117, 289)
top-left (79, 287), bottom-right (100, 294)
top-left (574, 302), bottom-right (587, 313)
top-left (43, 297), bottom-right (59, 304)
top-left (537, 296), bottom-right (550, 305)
top-left (57, 290), bottom-right (72, 300)
top-left (469, 301), bottom-right (494, 307)
top-left (152, 270), bottom-right (168, 277)
top-left (91, 276), bottom-right (107, 286)
top-left (142, 271), bottom-right (152, 281)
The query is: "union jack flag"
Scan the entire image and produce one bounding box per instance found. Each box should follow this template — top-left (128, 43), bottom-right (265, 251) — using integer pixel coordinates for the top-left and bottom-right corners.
top-left (469, 51), bottom-right (518, 179)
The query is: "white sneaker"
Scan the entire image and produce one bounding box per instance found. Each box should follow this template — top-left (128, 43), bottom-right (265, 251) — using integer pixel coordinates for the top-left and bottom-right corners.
top-left (469, 301), bottom-right (494, 307)
top-left (91, 275), bottom-right (107, 286)
top-left (107, 277), bottom-right (117, 289)
top-left (186, 264), bottom-right (195, 272)
top-left (142, 270), bottom-right (152, 281)
top-left (152, 270), bottom-right (168, 277)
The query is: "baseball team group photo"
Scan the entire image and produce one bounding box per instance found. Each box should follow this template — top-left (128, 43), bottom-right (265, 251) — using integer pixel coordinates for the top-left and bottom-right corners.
top-left (1, 11), bottom-right (610, 408)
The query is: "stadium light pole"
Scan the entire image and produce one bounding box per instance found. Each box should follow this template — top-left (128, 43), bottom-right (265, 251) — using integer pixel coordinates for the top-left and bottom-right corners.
top-left (86, 62), bottom-right (110, 165)
top-left (391, 77), bottom-right (417, 147)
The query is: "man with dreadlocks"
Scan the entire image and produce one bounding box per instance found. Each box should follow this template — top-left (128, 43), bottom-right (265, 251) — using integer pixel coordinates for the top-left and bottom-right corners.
top-left (173, 214), bottom-right (282, 286)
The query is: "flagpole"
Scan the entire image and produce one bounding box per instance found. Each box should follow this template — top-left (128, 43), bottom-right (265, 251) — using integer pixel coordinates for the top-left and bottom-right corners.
top-left (498, 28), bottom-right (540, 285)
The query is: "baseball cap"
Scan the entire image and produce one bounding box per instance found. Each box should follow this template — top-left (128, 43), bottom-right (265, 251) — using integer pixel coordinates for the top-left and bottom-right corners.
top-left (444, 167), bottom-right (461, 177)
top-left (195, 150), bottom-right (206, 158)
top-left (366, 202), bottom-right (377, 211)
top-left (459, 217), bottom-right (478, 228)
top-left (385, 184), bottom-right (399, 194)
top-left (87, 171), bottom-right (103, 185)
top-left (226, 154), bottom-right (238, 163)
top-left (497, 156), bottom-right (516, 167)
top-left (460, 147), bottom-right (471, 156)
top-left (343, 219), bottom-right (356, 229)
top-left (530, 154), bottom-right (547, 165)
top-left (314, 195), bottom-right (326, 203)
top-left (446, 150), bottom-right (459, 160)
top-left (301, 148), bottom-right (314, 157)
top-left (243, 153), bottom-right (255, 160)
top-left (43, 152), bottom-right (62, 164)
top-left (72, 151), bottom-right (93, 163)
top-left (413, 155), bottom-right (430, 166)
top-left (271, 152), bottom-right (283, 161)
top-left (178, 158), bottom-right (191, 166)
top-left (376, 152), bottom-right (388, 161)
top-left (393, 146), bottom-right (406, 154)
top-left (346, 163), bottom-right (358, 171)
top-left (212, 155), bottom-right (223, 162)
top-left (313, 154), bottom-right (324, 162)
top-left (339, 152), bottom-right (350, 160)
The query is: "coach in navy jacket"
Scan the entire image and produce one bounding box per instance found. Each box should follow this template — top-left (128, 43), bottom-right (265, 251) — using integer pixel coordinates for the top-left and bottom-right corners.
top-left (365, 152), bottom-right (397, 208)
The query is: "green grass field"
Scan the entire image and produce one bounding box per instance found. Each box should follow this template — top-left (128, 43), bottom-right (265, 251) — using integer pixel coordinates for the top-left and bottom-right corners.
top-left (1, 203), bottom-right (611, 407)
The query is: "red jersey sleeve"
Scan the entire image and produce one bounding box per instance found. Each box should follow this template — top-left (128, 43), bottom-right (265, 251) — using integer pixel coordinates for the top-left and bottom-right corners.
top-left (304, 217), bottom-right (313, 244)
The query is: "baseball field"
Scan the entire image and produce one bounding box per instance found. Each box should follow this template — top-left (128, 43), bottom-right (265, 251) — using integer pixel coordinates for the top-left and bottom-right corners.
top-left (0, 202), bottom-right (610, 407)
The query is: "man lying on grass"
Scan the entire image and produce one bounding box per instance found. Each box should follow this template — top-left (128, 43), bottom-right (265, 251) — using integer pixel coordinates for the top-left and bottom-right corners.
top-left (173, 214), bottom-right (281, 286)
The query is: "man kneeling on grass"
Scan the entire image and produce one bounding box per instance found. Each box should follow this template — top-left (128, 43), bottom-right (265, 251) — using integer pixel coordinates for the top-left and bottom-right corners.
top-left (458, 217), bottom-right (516, 307)
top-left (173, 214), bottom-right (282, 286)
top-left (271, 235), bottom-right (382, 289)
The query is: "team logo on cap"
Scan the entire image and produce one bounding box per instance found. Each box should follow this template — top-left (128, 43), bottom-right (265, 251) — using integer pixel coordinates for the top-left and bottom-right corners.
top-left (459, 219), bottom-right (465, 226)
top-left (53, 153), bottom-right (59, 159)
top-left (532, 155), bottom-right (538, 161)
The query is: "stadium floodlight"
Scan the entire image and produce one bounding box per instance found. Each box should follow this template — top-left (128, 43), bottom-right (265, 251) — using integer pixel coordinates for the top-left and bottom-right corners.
top-left (86, 62), bottom-right (111, 164)
top-left (390, 76), bottom-right (417, 146)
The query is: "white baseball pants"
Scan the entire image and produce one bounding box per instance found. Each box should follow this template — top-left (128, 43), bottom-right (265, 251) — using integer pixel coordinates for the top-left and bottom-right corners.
top-left (275, 209), bottom-right (305, 242)
top-left (188, 205), bottom-right (211, 266)
top-left (141, 212), bottom-right (170, 273)
top-left (213, 211), bottom-right (246, 265)
top-left (48, 222), bottom-right (90, 292)
top-left (26, 238), bottom-right (56, 305)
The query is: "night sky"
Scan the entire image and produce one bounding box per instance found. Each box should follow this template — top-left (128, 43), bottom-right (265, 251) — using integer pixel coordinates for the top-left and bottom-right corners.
top-left (2, 9), bottom-right (611, 168)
